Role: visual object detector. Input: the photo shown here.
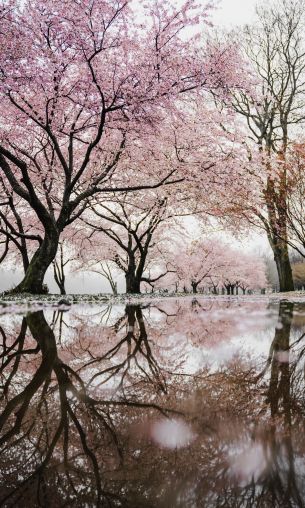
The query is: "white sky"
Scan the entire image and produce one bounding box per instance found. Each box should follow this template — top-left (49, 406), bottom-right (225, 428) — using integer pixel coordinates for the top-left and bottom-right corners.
top-left (212, 0), bottom-right (257, 28)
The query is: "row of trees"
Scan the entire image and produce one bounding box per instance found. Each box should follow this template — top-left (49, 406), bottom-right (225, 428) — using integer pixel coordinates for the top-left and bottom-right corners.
top-left (50, 233), bottom-right (267, 295)
top-left (1, 0), bottom-right (305, 293)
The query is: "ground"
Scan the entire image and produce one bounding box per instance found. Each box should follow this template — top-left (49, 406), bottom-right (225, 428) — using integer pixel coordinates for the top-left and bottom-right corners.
top-left (1, 290), bottom-right (305, 314)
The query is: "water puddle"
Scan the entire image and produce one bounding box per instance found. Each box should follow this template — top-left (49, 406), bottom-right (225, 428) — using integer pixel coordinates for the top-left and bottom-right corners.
top-left (0, 298), bottom-right (304, 506)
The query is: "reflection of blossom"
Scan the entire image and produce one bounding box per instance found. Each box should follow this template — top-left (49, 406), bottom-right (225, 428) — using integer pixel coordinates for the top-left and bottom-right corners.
top-left (275, 350), bottom-right (290, 363)
top-left (275, 321), bottom-right (283, 330)
top-left (274, 349), bottom-right (299, 364)
top-left (150, 418), bottom-right (196, 449)
top-left (229, 442), bottom-right (269, 484)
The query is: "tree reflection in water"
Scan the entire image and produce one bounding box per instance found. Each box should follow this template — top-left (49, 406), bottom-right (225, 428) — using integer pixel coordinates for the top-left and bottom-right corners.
top-left (0, 299), bottom-right (305, 506)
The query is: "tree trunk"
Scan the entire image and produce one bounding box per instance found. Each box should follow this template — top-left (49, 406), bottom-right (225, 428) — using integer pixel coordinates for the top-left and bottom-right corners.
top-left (265, 174), bottom-right (294, 293)
top-left (125, 251), bottom-right (144, 294)
top-left (59, 284), bottom-right (66, 295)
top-left (53, 264), bottom-right (66, 295)
top-left (17, 235), bottom-right (30, 274)
top-left (191, 281), bottom-right (198, 293)
top-left (53, 243), bottom-right (66, 295)
top-left (125, 271), bottom-right (141, 294)
top-left (274, 245), bottom-right (294, 292)
top-left (12, 231), bottom-right (59, 294)
top-left (112, 282), bottom-right (118, 296)
top-left (226, 284), bottom-right (234, 295)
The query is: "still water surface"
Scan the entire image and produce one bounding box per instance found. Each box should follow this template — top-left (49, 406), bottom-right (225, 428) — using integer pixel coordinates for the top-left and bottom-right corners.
top-left (0, 297), bottom-right (305, 507)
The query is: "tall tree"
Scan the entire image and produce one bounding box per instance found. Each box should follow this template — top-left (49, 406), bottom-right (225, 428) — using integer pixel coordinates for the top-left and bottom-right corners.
top-left (0, 0), bottom-right (241, 294)
top-left (230, 0), bottom-right (305, 291)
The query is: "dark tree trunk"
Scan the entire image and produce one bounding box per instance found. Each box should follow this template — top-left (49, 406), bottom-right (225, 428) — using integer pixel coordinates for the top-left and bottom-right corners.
top-left (21, 247), bottom-right (30, 274)
top-left (53, 265), bottom-right (66, 295)
top-left (125, 250), bottom-right (146, 294)
top-left (274, 245), bottom-right (294, 292)
top-left (59, 284), bottom-right (66, 295)
top-left (112, 282), bottom-right (118, 296)
top-left (225, 284), bottom-right (235, 295)
top-left (125, 271), bottom-right (141, 294)
top-left (265, 175), bottom-right (294, 293)
top-left (53, 243), bottom-right (66, 295)
top-left (266, 301), bottom-right (293, 422)
top-left (191, 281), bottom-right (198, 293)
top-left (53, 270), bottom-right (66, 295)
top-left (12, 231), bottom-right (59, 294)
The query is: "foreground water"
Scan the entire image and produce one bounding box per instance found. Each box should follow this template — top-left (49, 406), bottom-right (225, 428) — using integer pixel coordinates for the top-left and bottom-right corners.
top-left (0, 297), bottom-right (305, 507)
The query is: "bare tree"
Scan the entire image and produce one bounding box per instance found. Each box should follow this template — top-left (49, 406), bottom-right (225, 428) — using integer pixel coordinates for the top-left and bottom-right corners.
top-left (231, 0), bottom-right (305, 291)
top-left (84, 260), bottom-right (119, 295)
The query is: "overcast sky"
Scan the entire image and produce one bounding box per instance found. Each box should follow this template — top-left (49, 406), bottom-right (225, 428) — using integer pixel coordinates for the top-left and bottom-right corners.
top-left (212, 0), bottom-right (257, 27)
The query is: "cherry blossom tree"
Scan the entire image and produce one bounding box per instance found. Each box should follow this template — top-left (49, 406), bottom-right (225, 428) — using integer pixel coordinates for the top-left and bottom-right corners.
top-left (221, 250), bottom-right (267, 295)
top-left (237, 254), bottom-right (268, 294)
top-left (74, 87), bottom-right (254, 295)
top-left (166, 236), bottom-right (267, 295)
top-left (89, 261), bottom-right (119, 295)
top-left (172, 237), bottom-right (226, 293)
top-left (0, 0), bottom-right (244, 294)
top-left (78, 190), bottom-right (180, 293)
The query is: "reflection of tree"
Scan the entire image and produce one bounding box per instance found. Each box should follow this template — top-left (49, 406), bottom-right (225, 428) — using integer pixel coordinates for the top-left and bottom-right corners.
top-left (82, 305), bottom-right (168, 397)
top-left (257, 301), bottom-right (304, 507)
top-left (0, 312), bottom-right (114, 506)
top-left (266, 301), bottom-right (293, 422)
top-left (0, 307), bottom-right (180, 506)
top-left (1, 301), bottom-right (305, 506)
top-left (210, 301), bottom-right (305, 508)
top-left (0, 318), bottom-right (28, 399)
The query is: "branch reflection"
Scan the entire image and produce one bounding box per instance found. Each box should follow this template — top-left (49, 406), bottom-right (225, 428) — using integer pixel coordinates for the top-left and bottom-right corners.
top-left (0, 300), bottom-right (304, 507)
